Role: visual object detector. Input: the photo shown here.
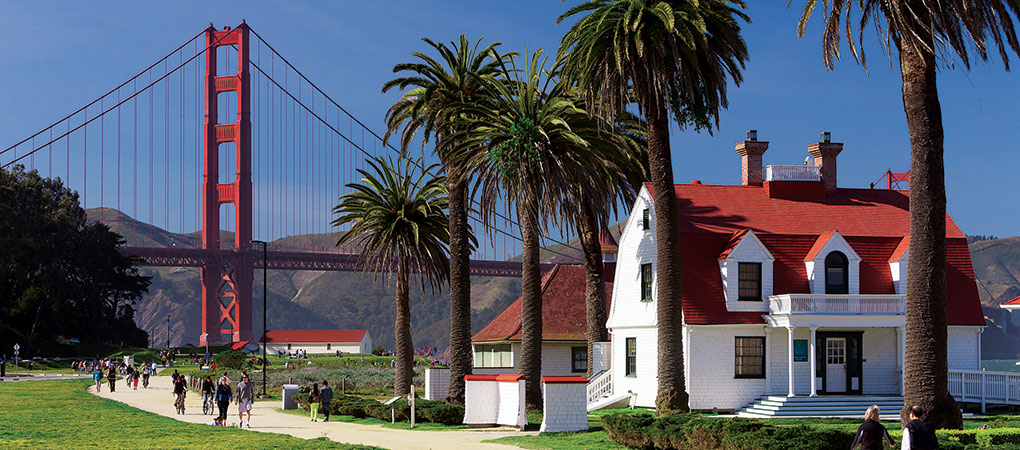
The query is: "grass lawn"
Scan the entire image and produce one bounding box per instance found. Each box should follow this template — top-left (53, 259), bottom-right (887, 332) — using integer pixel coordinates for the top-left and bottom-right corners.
top-left (276, 407), bottom-right (468, 431)
top-left (0, 379), bottom-right (381, 449)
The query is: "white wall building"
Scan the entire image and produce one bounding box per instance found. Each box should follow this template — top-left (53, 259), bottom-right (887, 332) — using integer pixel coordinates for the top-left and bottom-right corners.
top-left (260, 329), bottom-right (372, 355)
top-left (598, 133), bottom-right (986, 412)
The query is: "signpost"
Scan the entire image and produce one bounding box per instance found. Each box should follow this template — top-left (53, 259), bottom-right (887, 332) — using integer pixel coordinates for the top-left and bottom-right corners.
top-left (13, 343), bottom-right (20, 376)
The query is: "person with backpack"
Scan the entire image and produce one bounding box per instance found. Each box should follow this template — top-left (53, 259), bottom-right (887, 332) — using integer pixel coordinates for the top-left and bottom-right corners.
top-left (308, 383), bottom-right (320, 422)
top-left (215, 377), bottom-right (233, 424)
top-left (851, 405), bottom-right (894, 449)
top-left (319, 379), bottom-right (333, 422)
top-left (901, 405), bottom-right (939, 450)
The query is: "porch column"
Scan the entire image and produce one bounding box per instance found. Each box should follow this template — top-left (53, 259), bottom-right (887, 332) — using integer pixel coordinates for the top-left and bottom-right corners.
top-left (809, 326), bottom-right (818, 397)
top-left (896, 326), bottom-right (905, 396)
top-left (787, 326), bottom-right (796, 397)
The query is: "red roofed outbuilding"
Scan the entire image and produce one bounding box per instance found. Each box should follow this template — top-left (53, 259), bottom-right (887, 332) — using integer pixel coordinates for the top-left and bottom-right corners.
top-left (259, 329), bottom-right (372, 355)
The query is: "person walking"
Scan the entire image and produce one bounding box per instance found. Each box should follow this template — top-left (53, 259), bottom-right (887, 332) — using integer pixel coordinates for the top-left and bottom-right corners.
top-left (901, 405), bottom-right (939, 450)
top-left (106, 366), bottom-right (117, 392)
top-left (236, 374), bottom-right (253, 428)
top-left (215, 377), bottom-right (233, 424)
top-left (319, 379), bottom-right (333, 422)
top-left (132, 365), bottom-right (140, 390)
top-left (92, 366), bottom-right (103, 392)
top-left (307, 383), bottom-right (320, 422)
top-left (850, 405), bottom-right (895, 449)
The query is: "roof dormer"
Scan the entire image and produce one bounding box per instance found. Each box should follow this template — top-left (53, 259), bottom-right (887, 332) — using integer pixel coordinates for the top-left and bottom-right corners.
top-left (719, 230), bottom-right (775, 312)
top-left (803, 230), bottom-right (862, 295)
top-left (888, 237), bottom-right (909, 295)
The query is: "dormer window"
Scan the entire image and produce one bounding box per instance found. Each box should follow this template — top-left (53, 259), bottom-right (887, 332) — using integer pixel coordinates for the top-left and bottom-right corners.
top-left (825, 251), bottom-right (849, 295)
top-left (737, 262), bottom-right (762, 301)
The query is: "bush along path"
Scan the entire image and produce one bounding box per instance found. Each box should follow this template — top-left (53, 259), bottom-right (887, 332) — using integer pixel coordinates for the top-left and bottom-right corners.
top-left (89, 375), bottom-right (529, 450)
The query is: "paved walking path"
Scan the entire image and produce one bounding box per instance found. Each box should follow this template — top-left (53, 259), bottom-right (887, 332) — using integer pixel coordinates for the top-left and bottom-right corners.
top-left (89, 375), bottom-right (530, 450)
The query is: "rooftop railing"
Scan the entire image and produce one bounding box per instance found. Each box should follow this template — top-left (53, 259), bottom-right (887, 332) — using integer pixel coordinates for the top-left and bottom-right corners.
top-left (764, 165), bottom-right (821, 182)
top-left (768, 294), bottom-right (906, 315)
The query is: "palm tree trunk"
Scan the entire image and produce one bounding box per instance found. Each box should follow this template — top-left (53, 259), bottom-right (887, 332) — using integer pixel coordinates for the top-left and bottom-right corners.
top-left (518, 203), bottom-right (543, 408)
top-left (577, 207), bottom-right (608, 378)
top-left (394, 254), bottom-right (414, 396)
top-left (446, 171), bottom-right (472, 404)
top-left (648, 99), bottom-right (689, 415)
top-left (896, 22), bottom-right (962, 429)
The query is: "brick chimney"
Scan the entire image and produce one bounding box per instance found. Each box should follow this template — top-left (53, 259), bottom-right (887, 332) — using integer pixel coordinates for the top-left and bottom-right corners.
top-left (807, 131), bottom-right (843, 192)
top-left (735, 130), bottom-right (769, 186)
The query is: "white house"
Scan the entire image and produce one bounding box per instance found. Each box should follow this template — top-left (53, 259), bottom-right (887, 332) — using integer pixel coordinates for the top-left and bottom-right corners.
top-left (472, 259), bottom-right (616, 377)
top-left (594, 133), bottom-right (986, 414)
top-left (260, 329), bottom-right (372, 355)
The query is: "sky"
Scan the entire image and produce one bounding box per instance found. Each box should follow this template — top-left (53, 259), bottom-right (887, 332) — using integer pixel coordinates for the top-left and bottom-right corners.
top-left (1, 1), bottom-right (1018, 238)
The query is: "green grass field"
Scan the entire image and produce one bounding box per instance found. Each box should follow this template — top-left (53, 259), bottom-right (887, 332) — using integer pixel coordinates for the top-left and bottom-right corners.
top-left (0, 379), bottom-right (381, 449)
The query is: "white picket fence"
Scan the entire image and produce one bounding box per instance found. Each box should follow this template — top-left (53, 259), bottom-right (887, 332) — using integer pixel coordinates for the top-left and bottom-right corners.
top-left (948, 369), bottom-right (1020, 412)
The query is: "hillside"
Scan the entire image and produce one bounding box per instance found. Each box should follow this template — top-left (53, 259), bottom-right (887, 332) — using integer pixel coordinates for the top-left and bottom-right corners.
top-left (87, 208), bottom-right (524, 351)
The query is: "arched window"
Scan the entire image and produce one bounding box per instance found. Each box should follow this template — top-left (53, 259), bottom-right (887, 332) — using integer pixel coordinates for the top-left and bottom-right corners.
top-left (825, 251), bottom-right (849, 294)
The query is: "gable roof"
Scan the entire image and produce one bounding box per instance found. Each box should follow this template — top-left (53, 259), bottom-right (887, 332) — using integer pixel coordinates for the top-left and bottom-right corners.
top-left (261, 329), bottom-right (367, 344)
top-left (599, 228), bottom-right (619, 252)
top-left (1002, 296), bottom-right (1020, 309)
top-left (645, 182), bottom-right (984, 327)
top-left (472, 263), bottom-right (615, 342)
top-left (889, 236), bottom-right (910, 262)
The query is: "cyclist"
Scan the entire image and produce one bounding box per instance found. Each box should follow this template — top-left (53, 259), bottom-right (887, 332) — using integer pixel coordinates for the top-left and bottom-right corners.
top-left (201, 375), bottom-right (215, 414)
top-left (141, 366), bottom-right (151, 388)
top-left (173, 374), bottom-right (187, 414)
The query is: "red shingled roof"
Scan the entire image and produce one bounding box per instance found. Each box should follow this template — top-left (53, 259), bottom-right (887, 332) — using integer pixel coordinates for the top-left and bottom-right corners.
top-left (472, 263), bottom-right (615, 342)
top-left (599, 228), bottom-right (619, 252)
top-left (261, 329), bottom-right (367, 343)
top-left (1003, 296), bottom-right (1020, 307)
top-left (646, 182), bottom-right (984, 327)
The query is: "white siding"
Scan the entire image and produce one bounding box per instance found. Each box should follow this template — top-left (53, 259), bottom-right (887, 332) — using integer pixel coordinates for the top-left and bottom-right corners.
top-left (264, 342), bottom-right (364, 354)
top-left (472, 342), bottom-right (587, 377)
top-left (948, 327), bottom-right (981, 370)
top-left (610, 327), bottom-right (659, 408)
top-left (607, 187), bottom-right (658, 329)
top-left (688, 326), bottom-right (768, 411)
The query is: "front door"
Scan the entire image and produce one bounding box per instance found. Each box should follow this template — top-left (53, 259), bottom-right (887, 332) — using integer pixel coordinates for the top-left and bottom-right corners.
top-left (825, 338), bottom-right (847, 393)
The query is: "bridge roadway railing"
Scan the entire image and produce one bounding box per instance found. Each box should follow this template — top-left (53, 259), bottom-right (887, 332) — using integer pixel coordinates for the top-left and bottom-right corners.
top-left (120, 246), bottom-right (555, 278)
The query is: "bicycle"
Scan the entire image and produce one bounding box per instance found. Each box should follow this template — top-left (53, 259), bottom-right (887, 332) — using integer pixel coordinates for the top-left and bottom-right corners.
top-left (174, 393), bottom-right (186, 415)
top-left (202, 394), bottom-right (214, 415)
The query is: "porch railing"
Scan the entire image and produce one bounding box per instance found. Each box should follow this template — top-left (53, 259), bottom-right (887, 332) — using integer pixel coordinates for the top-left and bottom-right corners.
top-left (948, 369), bottom-right (1020, 412)
top-left (587, 369), bottom-right (613, 406)
top-left (769, 294), bottom-right (906, 315)
top-left (764, 165), bottom-right (821, 181)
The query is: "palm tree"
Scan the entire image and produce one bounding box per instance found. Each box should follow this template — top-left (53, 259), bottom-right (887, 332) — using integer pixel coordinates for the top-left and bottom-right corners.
top-left (557, 0), bottom-right (749, 414)
top-left (332, 155), bottom-right (450, 396)
top-left (792, 0), bottom-right (1020, 428)
top-left (381, 36), bottom-right (511, 403)
top-left (448, 50), bottom-right (620, 407)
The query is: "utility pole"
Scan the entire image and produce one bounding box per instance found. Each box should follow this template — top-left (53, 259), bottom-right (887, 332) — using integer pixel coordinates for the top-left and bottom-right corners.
top-left (166, 314), bottom-right (171, 349)
top-left (251, 239), bottom-right (268, 397)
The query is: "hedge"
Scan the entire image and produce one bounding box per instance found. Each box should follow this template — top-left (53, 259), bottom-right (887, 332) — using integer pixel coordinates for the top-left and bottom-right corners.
top-left (295, 393), bottom-right (463, 426)
top-left (602, 413), bottom-right (1020, 450)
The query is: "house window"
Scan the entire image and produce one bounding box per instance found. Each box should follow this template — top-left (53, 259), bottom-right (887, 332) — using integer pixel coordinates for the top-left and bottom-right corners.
top-left (571, 347), bottom-right (587, 373)
top-left (737, 262), bottom-right (762, 301)
top-left (640, 263), bottom-right (653, 302)
top-left (734, 337), bottom-right (765, 378)
top-left (327, 343), bottom-right (331, 350)
top-left (825, 251), bottom-right (849, 295)
top-left (642, 209), bottom-right (650, 230)
top-left (625, 338), bottom-right (637, 376)
top-left (287, 343), bottom-right (292, 350)
top-left (473, 344), bottom-right (512, 368)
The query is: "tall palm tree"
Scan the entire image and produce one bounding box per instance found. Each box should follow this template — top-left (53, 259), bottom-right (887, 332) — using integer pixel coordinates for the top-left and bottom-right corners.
top-left (557, 0), bottom-right (749, 414)
top-left (332, 155), bottom-right (450, 396)
top-left (381, 36), bottom-right (511, 404)
top-left (448, 50), bottom-right (619, 407)
top-left (792, 0), bottom-right (1020, 428)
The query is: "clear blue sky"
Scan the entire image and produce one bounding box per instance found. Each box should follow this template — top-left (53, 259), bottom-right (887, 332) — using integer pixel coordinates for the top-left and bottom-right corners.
top-left (1, 1), bottom-right (1018, 238)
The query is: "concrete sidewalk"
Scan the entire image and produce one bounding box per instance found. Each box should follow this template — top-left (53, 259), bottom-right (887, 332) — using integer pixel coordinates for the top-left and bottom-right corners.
top-left (89, 375), bottom-right (529, 450)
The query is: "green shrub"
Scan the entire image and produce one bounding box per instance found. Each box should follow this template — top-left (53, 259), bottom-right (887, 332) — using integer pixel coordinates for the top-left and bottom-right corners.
top-left (976, 428), bottom-right (1020, 447)
top-left (602, 413), bottom-right (853, 450)
top-left (417, 403), bottom-right (465, 426)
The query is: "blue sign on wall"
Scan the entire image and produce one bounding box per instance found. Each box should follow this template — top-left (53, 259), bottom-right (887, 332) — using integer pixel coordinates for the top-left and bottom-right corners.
top-left (793, 339), bottom-right (808, 362)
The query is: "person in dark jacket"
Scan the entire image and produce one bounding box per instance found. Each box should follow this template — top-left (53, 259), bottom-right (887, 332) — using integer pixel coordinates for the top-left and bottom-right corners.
top-left (215, 377), bottom-right (233, 422)
top-left (107, 366), bottom-right (117, 392)
top-left (902, 405), bottom-right (939, 450)
top-left (201, 376), bottom-right (215, 409)
top-left (850, 405), bottom-right (895, 449)
top-left (319, 379), bottom-right (333, 422)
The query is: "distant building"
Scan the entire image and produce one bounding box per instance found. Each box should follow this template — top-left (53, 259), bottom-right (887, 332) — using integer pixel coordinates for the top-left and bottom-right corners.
top-left (471, 262), bottom-right (615, 377)
top-left (260, 329), bottom-right (372, 354)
